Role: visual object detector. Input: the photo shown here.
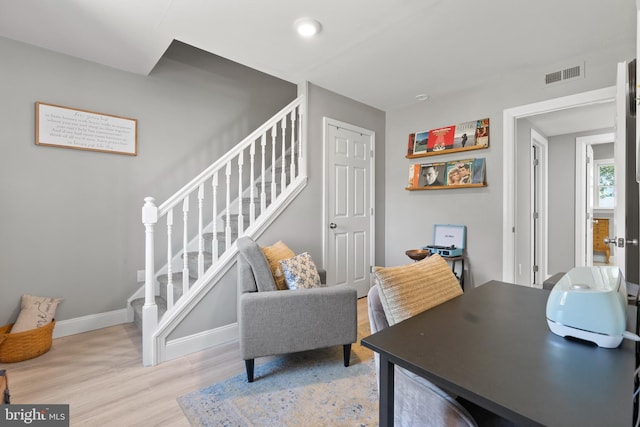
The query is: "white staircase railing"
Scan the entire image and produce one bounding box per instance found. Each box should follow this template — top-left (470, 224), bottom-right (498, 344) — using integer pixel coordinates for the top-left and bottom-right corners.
top-left (140, 95), bottom-right (305, 366)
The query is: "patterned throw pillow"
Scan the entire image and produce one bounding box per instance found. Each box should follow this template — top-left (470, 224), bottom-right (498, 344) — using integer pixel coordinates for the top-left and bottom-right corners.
top-left (280, 252), bottom-right (323, 290)
top-left (261, 241), bottom-right (295, 290)
top-left (373, 254), bottom-right (462, 326)
top-left (11, 294), bottom-right (63, 333)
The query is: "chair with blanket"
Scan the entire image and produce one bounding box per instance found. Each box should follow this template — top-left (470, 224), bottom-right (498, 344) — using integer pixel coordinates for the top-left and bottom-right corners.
top-left (368, 254), bottom-right (515, 426)
top-left (237, 236), bottom-right (357, 382)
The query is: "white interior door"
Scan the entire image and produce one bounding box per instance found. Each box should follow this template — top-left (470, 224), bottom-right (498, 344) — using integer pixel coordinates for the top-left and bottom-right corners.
top-left (323, 118), bottom-right (374, 298)
top-left (530, 129), bottom-right (548, 286)
top-left (586, 144), bottom-right (595, 266)
top-left (612, 61), bottom-right (627, 273)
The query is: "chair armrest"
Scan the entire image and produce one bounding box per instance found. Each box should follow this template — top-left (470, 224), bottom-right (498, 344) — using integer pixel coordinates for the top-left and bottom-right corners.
top-left (239, 285), bottom-right (357, 359)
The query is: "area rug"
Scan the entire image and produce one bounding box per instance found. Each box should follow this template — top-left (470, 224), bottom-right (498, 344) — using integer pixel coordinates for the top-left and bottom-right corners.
top-left (177, 348), bottom-right (378, 426)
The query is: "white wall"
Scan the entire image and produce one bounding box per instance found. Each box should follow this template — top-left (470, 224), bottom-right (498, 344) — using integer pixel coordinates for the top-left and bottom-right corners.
top-left (385, 44), bottom-right (634, 288)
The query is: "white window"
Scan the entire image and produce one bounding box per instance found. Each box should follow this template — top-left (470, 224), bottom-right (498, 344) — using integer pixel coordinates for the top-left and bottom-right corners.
top-left (594, 159), bottom-right (615, 209)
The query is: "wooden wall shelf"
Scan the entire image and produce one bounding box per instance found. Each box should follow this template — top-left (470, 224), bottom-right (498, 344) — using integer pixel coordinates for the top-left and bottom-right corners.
top-left (406, 144), bottom-right (487, 160)
top-left (406, 183), bottom-right (487, 191)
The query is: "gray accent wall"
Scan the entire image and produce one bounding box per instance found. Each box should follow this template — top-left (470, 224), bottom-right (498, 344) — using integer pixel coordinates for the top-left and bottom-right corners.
top-left (0, 38), bottom-right (297, 324)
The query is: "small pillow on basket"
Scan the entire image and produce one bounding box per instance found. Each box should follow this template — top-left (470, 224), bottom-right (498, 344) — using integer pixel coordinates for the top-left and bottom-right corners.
top-left (10, 294), bottom-right (63, 333)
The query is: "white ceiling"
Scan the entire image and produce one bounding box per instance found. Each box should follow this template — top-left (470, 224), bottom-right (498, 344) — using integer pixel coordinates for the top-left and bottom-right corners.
top-left (526, 102), bottom-right (616, 137)
top-left (0, 0), bottom-right (635, 112)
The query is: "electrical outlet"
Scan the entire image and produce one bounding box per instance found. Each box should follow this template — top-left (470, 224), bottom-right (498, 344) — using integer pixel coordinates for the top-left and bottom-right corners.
top-left (137, 270), bottom-right (145, 282)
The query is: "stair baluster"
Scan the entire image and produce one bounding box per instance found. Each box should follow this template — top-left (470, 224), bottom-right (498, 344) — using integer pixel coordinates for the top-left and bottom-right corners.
top-left (270, 125), bottom-right (277, 202)
top-left (290, 110), bottom-right (297, 180)
top-left (249, 140), bottom-right (256, 224)
top-left (166, 209), bottom-right (174, 309)
top-left (237, 151), bottom-right (244, 235)
top-left (260, 134), bottom-right (267, 214)
top-left (281, 116), bottom-right (287, 191)
top-left (197, 184), bottom-right (205, 278)
top-left (182, 196), bottom-right (190, 295)
top-left (211, 172), bottom-right (219, 262)
top-left (224, 162), bottom-right (232, 251)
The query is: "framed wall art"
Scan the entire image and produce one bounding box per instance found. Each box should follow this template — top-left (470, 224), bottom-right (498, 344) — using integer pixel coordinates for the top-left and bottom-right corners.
top-left (36, 102), bottom-right (138, 156)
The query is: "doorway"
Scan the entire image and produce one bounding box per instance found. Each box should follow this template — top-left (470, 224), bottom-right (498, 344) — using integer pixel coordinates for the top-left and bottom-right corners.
top-left (322, 118), bottom-right (375, 298)
top-left (575, 133), bottom-right (616, 268)
top-left (502, 86), bottom-right (617, 283)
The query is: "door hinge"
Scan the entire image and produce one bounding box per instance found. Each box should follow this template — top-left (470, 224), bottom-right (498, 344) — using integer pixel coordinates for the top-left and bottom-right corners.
top-left (533, 158), bottom-right (539, 166)
top-left (533, 265), bottom-right (539, 272)
top-left (533, 211), bottom-right (539, 220)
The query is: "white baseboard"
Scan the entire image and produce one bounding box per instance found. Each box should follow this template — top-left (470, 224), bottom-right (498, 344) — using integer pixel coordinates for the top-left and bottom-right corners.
top-left (52, 309), bottom-right (129, 339)
top-left (164, 323), bottom-right (239, 362)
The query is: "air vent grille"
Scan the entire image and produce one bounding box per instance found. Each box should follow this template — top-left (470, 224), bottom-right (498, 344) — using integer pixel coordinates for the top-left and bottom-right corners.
top-left (545, 71), bottom-right (562, 85)
top-left (544, 62), bottom-right (585, 86)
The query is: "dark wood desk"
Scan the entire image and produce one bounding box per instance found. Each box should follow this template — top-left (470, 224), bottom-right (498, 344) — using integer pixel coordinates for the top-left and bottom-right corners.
top-left (361, 281), bottom-right (637, 427)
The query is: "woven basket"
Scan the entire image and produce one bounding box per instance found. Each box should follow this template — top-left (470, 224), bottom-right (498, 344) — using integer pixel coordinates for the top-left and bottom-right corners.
top-left (0, 320), bottom-right (55, 363)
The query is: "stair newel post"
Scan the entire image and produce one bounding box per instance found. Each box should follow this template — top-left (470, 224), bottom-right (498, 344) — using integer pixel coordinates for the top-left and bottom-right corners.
top-left (281, 116), bottom-right (287, 192)
top-left (249, 140), bottom-right (256, 225)
top-left (211, 172), bottom-right (219, 262)
top-left (237, 151), bottom-right (244, 236)
top-left (182, 196), bottom-right (190, 295)
top-left (141, 197), bottom-right (158, 367)
top-left (270, 124), bottom-right (277, 202)
top-left (225, 162), bottom-right (232, 251)
top-left (197, 184), bottom-right (205, 278)
top-left (290, 110), bottom-right (297, 180)
top-left (166, 208), bottom-right (174, 310)
top-left (260, 134), bottom-right (267, 213)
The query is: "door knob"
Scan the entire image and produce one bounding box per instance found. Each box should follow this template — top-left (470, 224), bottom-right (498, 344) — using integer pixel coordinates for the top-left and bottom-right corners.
top-left (604, 237), bottom-right (639, 248)
top-left (329, 222), bottom-right (337, 229)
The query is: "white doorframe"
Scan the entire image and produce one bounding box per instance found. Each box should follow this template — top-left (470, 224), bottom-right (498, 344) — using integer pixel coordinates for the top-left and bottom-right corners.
top-left (502, 87), bottom-right (616, 282)
top-left (322, 117), bottom-right (375, 293)
top-left (574, 133), bottom-right (615, 267)
top-left (530, 129), bottom-right (548, 286)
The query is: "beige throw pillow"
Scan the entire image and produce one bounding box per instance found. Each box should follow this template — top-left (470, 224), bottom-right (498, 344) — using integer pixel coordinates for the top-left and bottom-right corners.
top-left (373, 254), bottom-right (462, 325)
top-left (11, 294), bottom-right (63, 333)
top-left (261, 241), bottom-right (295, 290)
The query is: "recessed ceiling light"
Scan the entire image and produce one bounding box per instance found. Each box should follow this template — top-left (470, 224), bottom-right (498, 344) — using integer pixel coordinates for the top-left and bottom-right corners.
top-left (415, 94), bottom-right (430, 101)
top-left (294, 18), bottom-right (322, 38)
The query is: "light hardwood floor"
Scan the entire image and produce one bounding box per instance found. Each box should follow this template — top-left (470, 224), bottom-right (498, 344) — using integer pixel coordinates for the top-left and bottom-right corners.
top-left (3, 297), bottom-right (373, 426)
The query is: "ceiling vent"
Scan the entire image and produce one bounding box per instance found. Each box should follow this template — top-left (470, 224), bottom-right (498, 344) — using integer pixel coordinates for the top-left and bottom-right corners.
top-left (544, 62), bottom-right (585, 86)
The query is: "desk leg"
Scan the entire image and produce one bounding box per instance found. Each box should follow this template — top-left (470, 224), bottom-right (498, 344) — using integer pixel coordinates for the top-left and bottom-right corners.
top-left (379, 354), bottom-right (395, 427)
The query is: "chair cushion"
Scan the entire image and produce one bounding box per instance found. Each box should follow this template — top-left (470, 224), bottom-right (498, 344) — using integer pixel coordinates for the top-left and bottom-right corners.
top-left (261, 241), bottom-right (295, 290)
top-left (373, 254), bottom-right (462, 325)
top-left (11, 294), bottom-right (63, 333)
top-left (280, 252), bottom-right (323, 290)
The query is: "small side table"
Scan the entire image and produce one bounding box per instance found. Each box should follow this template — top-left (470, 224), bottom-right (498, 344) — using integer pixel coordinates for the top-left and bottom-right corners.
top-left (442, 255), bottom-right (464, 289)
top-left (404, 250), bottom-right (465, 289)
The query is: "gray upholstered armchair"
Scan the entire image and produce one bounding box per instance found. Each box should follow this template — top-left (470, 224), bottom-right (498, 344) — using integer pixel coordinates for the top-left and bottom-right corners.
top-left (237, 236), bottom-right (357, 382)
